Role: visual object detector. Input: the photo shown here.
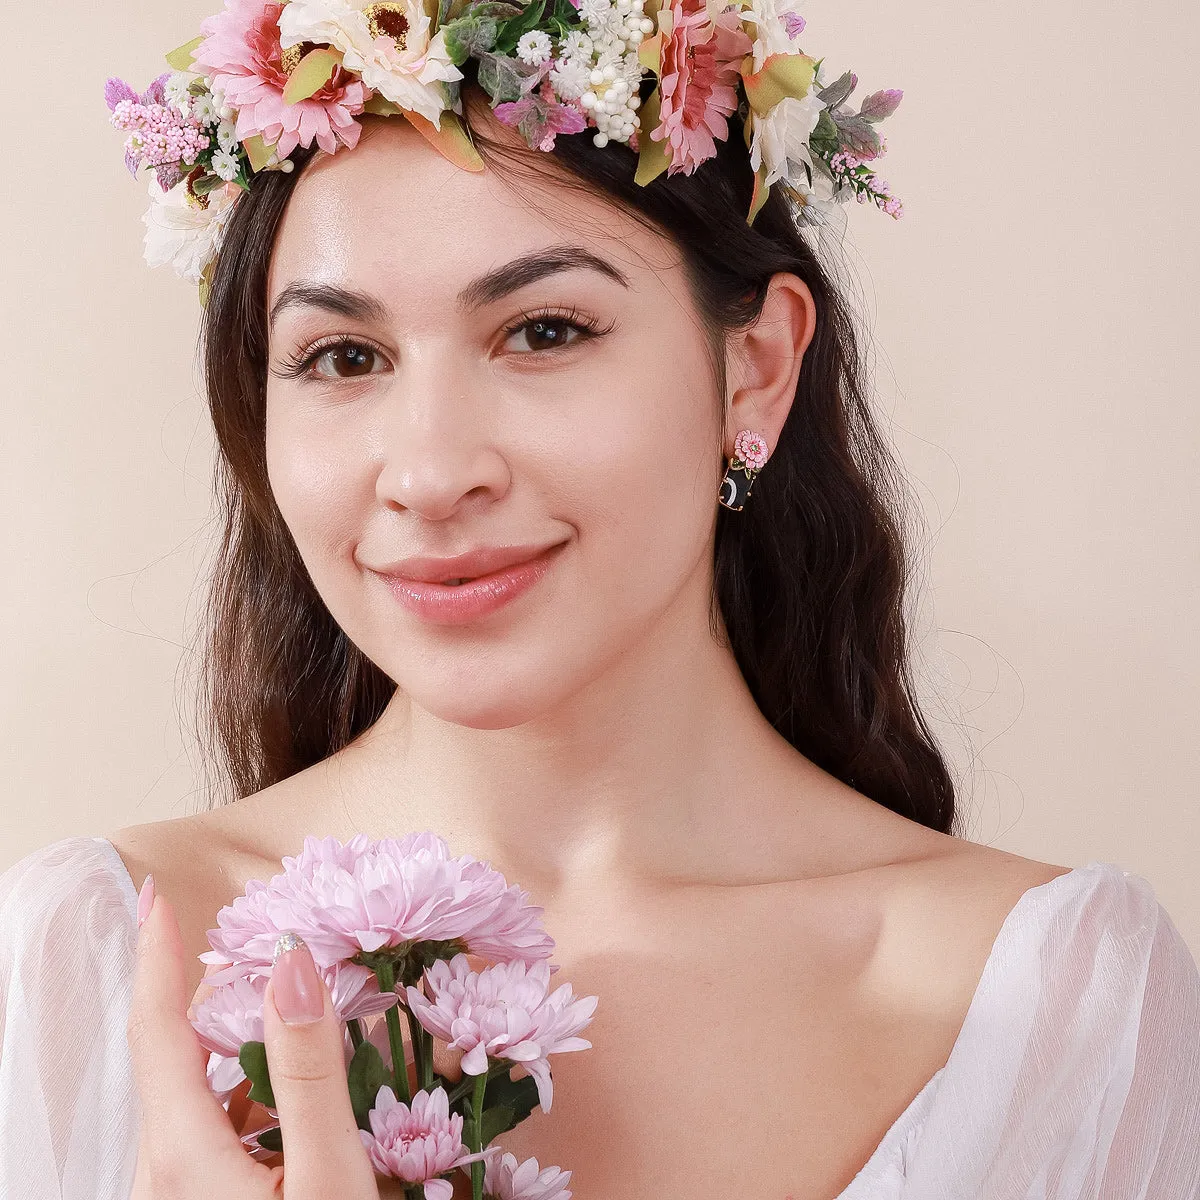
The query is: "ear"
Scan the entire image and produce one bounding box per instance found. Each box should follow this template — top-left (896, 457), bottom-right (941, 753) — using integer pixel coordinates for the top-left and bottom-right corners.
top-left (722, 272), bottom-right (817, 460)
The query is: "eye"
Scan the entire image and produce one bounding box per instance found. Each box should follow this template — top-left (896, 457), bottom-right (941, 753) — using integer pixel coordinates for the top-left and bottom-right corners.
top-left (501, 306), bottom-right (613, 355)
top-left (272, 338), bottom-right (388, 382)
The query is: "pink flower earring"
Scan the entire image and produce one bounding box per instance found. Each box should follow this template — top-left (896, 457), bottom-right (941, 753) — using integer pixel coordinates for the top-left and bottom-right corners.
top-left (717, 429), bottom-right (770, 511)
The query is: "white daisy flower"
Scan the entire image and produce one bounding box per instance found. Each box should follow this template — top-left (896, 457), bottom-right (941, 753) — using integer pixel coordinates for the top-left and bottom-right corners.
top-left (278, 0), bottom-right (463, 128)
top-left (618, 51), bottom-right (645, 90)
top-left (560, 30), bottom-right (594, 61)
top-left (190, 93), bottom-right (218, 127)
top-left (216, 119), bottom-right (240, 156)
top-left (549, 58), bottom-right (592, 100)
top-left (594, 43), bottom-right (624, 71)
top-left (748, 89), bottom-right (825, 190)
top-left (141, 172), bottom-right (238, 285)
top-left (577, 0), bottom-right (612, 26)
top-left (516, 30), bottom-right (553, 65)
top-left (211, 149), bottom-right (241, 182)
top-left (163, 71), bottom-right (195, 115)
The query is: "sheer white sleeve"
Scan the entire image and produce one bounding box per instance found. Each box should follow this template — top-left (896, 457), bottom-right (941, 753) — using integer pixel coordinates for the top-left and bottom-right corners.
top-left (904, 863), bottom-right (1200, 1199)
top-left (0, 837), bottom-right (141, 1199)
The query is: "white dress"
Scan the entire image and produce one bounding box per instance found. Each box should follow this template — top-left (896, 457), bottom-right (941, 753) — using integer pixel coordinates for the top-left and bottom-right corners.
top-left (1, 836), bottom-right (1198, 1199)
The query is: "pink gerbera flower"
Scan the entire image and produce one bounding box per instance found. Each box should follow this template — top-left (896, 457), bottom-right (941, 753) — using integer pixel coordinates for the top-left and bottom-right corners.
top-left (406, 953), bottom-right (598, 1113)
top-left (359, 1085), bottom-right (489, 1195)
top-left (650, 0), bottom-right (752, 174)
top-left (200, 832), bottom-right (556, 985)
top-left (192, 0), bottom-right (369, 158)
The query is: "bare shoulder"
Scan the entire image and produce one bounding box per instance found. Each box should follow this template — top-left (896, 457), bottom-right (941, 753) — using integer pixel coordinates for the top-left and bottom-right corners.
top-left (868, 832), bottom-right (1075, 1023)
top-left (107, 778), bottom-right (310, 998)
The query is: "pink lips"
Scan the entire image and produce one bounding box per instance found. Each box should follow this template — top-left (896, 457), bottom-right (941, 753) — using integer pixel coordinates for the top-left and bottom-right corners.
top-left (374, 542), bottom-right (565, 625)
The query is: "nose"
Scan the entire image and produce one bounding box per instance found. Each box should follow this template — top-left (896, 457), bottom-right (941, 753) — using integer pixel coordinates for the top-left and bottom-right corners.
top-left (372, 359), bottom-right (512, 522)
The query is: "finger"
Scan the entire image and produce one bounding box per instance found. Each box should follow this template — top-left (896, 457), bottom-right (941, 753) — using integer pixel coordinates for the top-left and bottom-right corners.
top-left (127, 882), bottom-right (256, 1190)
top-left (262, 933), bottom-right (379, 1199)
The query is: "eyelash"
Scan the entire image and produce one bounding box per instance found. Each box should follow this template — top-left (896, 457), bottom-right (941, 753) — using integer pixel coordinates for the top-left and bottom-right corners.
top-left (273, 305), bottom-right (615, 381)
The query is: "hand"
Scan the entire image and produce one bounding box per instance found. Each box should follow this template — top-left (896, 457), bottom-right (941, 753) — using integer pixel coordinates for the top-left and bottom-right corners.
top-left (127, 882), bottom-right (385, 1199)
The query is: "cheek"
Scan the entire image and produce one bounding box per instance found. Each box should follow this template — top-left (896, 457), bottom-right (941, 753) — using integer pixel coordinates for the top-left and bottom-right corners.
top-left (555, 350), bottom-right (720, 596)
top-left (264, 404), bottom-right (362, 562)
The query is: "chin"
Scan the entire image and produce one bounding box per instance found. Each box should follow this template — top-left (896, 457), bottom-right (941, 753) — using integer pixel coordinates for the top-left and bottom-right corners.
top-left (411, 686), bottom-right (566, 731)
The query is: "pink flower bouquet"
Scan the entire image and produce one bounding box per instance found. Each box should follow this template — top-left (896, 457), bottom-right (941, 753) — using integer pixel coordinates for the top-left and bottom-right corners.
top-left (188, 832), bottom-right (596, 1200)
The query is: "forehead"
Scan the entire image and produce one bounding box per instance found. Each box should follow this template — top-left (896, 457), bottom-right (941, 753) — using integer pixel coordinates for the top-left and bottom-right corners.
top-left (266, 114), bottom-right (676, 317)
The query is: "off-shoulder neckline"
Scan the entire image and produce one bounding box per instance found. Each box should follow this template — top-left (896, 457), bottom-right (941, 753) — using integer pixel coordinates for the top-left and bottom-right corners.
top-left (87, 838), bottom-right (1134, 1198)
top-left (833, 859), bottom-right (1135, 1197)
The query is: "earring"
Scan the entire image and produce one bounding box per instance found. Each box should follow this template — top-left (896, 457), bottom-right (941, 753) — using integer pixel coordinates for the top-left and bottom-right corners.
top-left (717, 429), bottom-right (770, 511)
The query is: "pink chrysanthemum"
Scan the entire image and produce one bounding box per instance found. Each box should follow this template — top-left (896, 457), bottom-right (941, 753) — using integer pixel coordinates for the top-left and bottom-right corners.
top-left (650, 0), bottom-right (752, 175)
top-left (734, 429), bottom-right (769, 468)
top-left (192, 0), bottom-right (369, 158)
top-left (190, 960), bottom-right (399, 1101)
top-left (200, 833), bottom-right (556, 985)
top-left (483, 1152), bottom-right (573, 1200)
top-left (359, 1085), bottom-right (489, 1194)
top-left (406, 953), bottom-right (598, 1114)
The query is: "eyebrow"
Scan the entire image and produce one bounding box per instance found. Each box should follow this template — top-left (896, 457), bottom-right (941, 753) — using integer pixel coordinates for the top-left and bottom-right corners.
top-left (267, 244), bottom-right (632, 333)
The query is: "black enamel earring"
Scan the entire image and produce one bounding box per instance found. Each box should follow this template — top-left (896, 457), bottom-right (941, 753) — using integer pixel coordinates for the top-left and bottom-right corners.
top-left (717, 429), bottom-right (770, 511)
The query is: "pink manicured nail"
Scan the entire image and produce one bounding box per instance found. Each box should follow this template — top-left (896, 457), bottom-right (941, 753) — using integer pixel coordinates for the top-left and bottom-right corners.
top-left (272, 933), bottom-right (324, 1025)
top-left (136, 874), bottom-right (155, 929)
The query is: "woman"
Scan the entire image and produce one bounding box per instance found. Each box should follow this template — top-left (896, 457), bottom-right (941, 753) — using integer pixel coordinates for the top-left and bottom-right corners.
top-left (2, 1), bottom-right (1198, 1195)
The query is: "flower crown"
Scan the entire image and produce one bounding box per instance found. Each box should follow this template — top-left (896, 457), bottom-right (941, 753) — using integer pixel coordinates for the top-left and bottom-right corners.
top-left (104, 0), bottom-right (904, 306)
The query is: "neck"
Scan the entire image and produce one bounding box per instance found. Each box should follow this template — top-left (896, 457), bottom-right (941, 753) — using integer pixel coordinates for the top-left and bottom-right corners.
top-left (318, 577), bottom-right (834, 902)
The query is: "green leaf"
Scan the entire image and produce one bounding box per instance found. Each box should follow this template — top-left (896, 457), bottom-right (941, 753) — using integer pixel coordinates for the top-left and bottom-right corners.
top-left (741, 52), bottom-right (817, 117)
top-left (442, 14), bottom-right (500, 64)
top-left (239, 1041), bottom-right (276, 1109)
top-left (817, 68), bottom-right (855, 110)
top-left (254, 1126), bottom-right (283, 1152)
top-left (400, 107), bottom-right (486, 172)
top-left (637, 31), bottom-right (662, 77)
top-left (363, 94), bottom-right (405, 116)
top-left (347, 1039), bottom-right (393, 1132)
top-left (462, 1), bottom-right (524, 17)
top-left (165, 35), bottom-right (204, 71)
top-left (281, 47), bottom-right (344, 105)
top-left (493, 0), bottom-right (546, 54)
top-left (480, 1102), bottom-right (517, 1144)
top-left (191, 171), bottom-right (227, 195)
top-left (858, 87), bottom-right (902, 123)
top-left (833, 111), bottom-right (881, 158)
top-left (242, 134), bottom-right (276, 172)
top-left (809, 108), bottom-right (840, 156)
top-left (476, 51), bottom-right (540, 103)
top-left (482, 1070), bottom-right (540, 1126)
top-left (634, 86), bottom-right (670, 187)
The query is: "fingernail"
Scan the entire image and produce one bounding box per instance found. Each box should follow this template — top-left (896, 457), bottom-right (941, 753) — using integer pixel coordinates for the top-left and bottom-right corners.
top-left (272, 933), bottom-right (324, 1025)
top-left (136, 874), bottom-right (155, 929)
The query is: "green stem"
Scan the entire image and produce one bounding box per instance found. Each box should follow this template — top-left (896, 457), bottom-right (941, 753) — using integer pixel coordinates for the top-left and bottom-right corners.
top-left (347, 1018), bottom-right (364, 1049)
top-left (470, 1070), bottom-right (488, 1200)
top-left (405, 1005), bottom-right (434, 1092)
top-left (445, 1059), bottom-right (510, 1107)
top-left (373, 961), bottom-right (411, 1104)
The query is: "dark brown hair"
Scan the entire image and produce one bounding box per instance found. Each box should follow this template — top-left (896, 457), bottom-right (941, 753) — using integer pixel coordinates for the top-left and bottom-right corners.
top-left (194, 81), bottom-right (962, 836)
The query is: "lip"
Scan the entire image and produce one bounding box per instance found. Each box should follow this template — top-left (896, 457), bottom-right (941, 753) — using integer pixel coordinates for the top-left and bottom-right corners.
top-left (371, 541), bottom-right (567, 625)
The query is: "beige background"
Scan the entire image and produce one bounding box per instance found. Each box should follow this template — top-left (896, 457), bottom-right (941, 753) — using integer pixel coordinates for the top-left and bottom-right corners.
top-left (2, 3), bottom-right (1196, 954)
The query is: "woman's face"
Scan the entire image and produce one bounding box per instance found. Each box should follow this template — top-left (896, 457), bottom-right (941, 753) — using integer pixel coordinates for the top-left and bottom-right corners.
top-left (264, 112), bottom-right (730, 729)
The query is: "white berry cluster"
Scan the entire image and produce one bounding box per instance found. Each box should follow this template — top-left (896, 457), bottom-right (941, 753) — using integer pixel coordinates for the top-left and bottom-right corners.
top-left (552, 0), bottom-right (655, 147)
